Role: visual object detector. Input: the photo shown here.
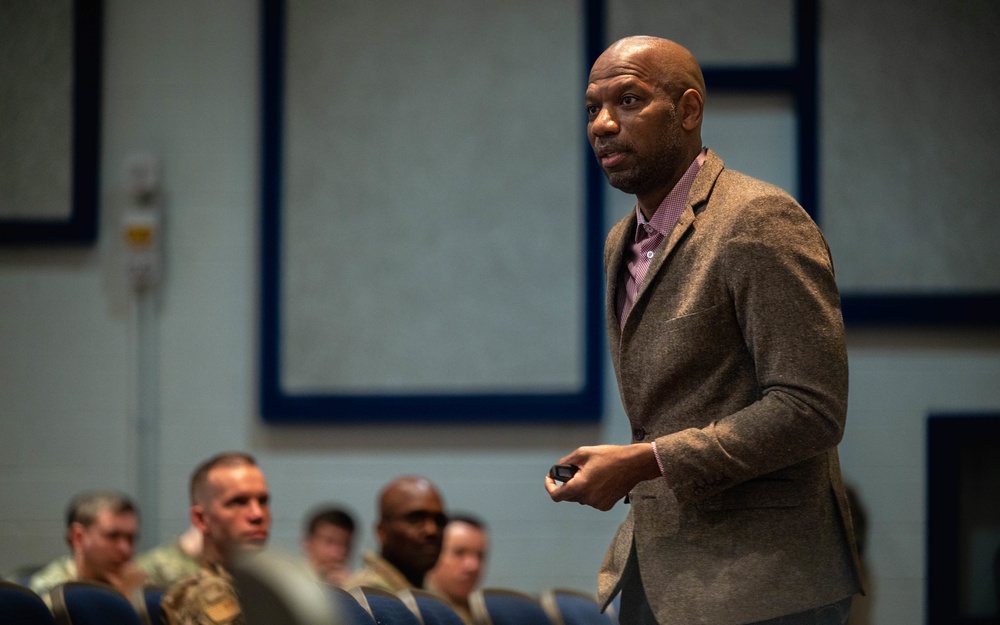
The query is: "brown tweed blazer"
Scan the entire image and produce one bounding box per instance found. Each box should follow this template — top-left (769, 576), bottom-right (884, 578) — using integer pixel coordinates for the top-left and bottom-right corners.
top-left (598, 150), bottom-right (863, 625)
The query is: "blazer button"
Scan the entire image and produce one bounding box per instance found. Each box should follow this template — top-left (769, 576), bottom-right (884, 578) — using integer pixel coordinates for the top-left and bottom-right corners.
top-left (633, 427), bottom-right (646, 440)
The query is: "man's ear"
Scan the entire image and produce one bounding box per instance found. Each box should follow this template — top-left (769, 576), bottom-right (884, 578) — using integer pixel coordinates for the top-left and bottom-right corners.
top-left (190, 505), bottom-right (208, 533)
top-left (678, 88), bottom-right (704, 132)
top-left (68, 522), bottom-right (86, 550)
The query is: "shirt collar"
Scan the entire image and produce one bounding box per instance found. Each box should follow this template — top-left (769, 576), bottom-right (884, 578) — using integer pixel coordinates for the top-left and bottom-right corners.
top-left (633, 147), bottom-right (707, 241)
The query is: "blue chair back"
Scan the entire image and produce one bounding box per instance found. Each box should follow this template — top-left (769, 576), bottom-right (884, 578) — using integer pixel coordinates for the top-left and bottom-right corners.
top-left (329, 586), bottom-right (377, 625)
top-left (541, 589), bottom-right (616, 625)
top-left (349, 586), bottom-right (422, 625)
top-left (0, 580), bottom-right (57, 625)
top-left (132, 586), bottom-right (165, 625)
top-left (470, 588), bottom-right (554, 625)
top-left (398, 589), bottom-right (466, 625)
top-left (50, 581), bottom-right (143, 625)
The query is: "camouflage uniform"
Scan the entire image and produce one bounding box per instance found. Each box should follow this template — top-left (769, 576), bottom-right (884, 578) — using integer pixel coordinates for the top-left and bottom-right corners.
top-left (162, 562), bottom-right (242, 625)
top-left (136, 541), bottom-right (200, 588)
top-left (343, 550), bottom-right (414, 593)
top-left (27, 555), bottom-right (77, 604)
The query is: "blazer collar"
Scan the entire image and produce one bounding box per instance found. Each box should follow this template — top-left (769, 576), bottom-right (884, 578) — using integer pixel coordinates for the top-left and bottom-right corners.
top-left (606, 150), bottom-right (725, 342)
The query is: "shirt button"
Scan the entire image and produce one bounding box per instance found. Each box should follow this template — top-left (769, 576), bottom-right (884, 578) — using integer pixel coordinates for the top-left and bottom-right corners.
top-left (645, 251), bottom-right (654, 259)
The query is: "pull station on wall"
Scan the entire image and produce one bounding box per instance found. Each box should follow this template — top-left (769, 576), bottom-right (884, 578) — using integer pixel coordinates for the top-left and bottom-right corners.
top-left (121, 152), bottom-right (162, 289)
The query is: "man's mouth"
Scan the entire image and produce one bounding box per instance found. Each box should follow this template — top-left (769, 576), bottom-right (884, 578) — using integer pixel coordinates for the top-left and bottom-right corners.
top-left (600, 152), bottom-right (626, 168)
top-left (595, 143), bottom-right (629, 168)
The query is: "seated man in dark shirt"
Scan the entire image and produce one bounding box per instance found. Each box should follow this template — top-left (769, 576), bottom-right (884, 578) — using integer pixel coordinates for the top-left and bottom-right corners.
top-left (345, 475), bottom-right (447, 592)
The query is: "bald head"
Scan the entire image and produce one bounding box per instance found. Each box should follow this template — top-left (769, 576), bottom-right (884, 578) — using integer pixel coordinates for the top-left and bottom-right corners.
top-left (592, 36), bottom-right (705, 109)
top-left (379, 477), bottom-right (442, 518)
top-left (596, 37), bottom-right (704, 89)
top-left (376, 476), bottom-right (447, 587)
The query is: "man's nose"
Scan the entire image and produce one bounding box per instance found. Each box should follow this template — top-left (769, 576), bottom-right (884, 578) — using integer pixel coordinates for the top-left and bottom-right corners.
top-left (461, 556), bottom-right (478, 571)
top-left (591, 108), bottom-right (619, 136)
top-left (421, 517), bottom-right (441, 535)
top-left (118, 537), bottom-right (135, 556)
top-left (248, 500), bottom-right (264, 520)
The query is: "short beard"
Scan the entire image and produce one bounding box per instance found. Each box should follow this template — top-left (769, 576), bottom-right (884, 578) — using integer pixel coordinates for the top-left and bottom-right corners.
top-left (602, 107), bottom-right (685, 198)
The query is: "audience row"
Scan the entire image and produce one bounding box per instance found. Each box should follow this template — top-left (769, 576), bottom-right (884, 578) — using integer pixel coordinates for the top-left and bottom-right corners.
top-left (3, 451), bottom-right (493, 625)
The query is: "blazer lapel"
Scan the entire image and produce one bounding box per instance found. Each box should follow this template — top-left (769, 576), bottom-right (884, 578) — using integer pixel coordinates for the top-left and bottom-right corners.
top-left (624, 151), bottom-right (725, 330)
top-left (605, 213), bottom-right (635, 357)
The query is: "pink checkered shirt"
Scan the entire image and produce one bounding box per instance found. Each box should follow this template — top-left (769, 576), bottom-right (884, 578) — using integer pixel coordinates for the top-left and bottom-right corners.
top-left (616, 149), bottom-right (706, 329)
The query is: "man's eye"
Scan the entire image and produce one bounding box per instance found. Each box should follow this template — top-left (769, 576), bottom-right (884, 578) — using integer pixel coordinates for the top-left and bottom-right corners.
top-left (586, 105), bottom-right (599, 116)
top-left (621, 95), bottom-right (638, 105)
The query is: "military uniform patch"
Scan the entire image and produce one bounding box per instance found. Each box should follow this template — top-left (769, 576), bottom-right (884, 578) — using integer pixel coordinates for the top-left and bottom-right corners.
top-left (162, 562), bottom-right (243, 625)
top-left (203, 595), bottom-right (241, 623)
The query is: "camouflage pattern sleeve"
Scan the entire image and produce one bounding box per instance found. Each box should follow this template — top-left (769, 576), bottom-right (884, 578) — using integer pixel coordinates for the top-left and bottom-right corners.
top-left (137, 544), bottom-right (200, 588)
top-left (161, 569), bottom-right (242, 625)
top-left (26, 555), bottom-right (76, 602)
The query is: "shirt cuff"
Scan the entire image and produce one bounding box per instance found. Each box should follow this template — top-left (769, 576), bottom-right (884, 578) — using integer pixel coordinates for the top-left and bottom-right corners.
top-left (650, 440), bottom-right (667, 477)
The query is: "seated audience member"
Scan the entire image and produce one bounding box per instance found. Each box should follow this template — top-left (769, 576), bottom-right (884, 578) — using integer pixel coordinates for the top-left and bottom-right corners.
top-left (162, 451), bottom-right (270, 625)
top-left (301, 505), bottom-right (357, 587)
top-left (136, 524), bottom-right (202, 588)
top-left (425, 514), bottom-right (489, 625)
top-left (345, 475), bottom-right (446, 592)
top-left (28, 490), bottom-right (146, 601)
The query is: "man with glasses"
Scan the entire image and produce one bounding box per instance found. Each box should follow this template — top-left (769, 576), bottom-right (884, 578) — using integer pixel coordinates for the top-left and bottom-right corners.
top-left (345, 476), bottom-right (447, 592)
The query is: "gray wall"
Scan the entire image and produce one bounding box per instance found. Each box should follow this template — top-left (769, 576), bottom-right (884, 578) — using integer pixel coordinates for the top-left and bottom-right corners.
top-left (1, 2), bottom-right (999, 625)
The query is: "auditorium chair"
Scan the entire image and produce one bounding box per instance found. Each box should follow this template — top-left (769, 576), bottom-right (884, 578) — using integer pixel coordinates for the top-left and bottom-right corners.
top-left (0, 580), bottom-right (57, 625)
top-left (349, 586), bottom-right (423, 625)
top-left (130, 586), bottom-right (165, 625)
top-left (398, 588), bottom-right (466, 625)
top-left (49, 581), bottom-right (143, 625)
top-left (540, 588), bottom-right (617, 625)
top-left (468, 588), bottom-right (555, 625)
top-left (328, 586), bottom-right (377, 625)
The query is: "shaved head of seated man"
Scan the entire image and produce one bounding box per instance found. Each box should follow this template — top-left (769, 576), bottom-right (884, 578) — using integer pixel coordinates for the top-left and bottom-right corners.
top-left (345, 476), bottom-right (446, 592)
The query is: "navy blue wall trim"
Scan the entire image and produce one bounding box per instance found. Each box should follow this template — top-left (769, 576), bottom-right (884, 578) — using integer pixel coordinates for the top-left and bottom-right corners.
top-left (695, 0), bottom-right (996, 326)
top-left (259, 0), bottom-right (604, 423)
top-left (259, 0), bottom-right (995, 423)
top-left (0, 0), bottom-right (102, 245)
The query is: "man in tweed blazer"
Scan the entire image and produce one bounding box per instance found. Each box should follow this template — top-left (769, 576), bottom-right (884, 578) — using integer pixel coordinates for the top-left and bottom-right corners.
top-left (546, 37), bottom-right (863, 624)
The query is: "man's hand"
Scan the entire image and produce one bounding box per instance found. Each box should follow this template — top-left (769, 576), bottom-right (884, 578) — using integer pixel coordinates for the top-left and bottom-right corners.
top-left (104, 561), bottom-right (149, 596)
top-left (545, 444), bottom-right (662, 511)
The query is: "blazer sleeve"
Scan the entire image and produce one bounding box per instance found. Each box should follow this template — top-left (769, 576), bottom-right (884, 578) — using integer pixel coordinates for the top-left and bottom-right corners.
top-left (653, 186), bottom-right (849, 503)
